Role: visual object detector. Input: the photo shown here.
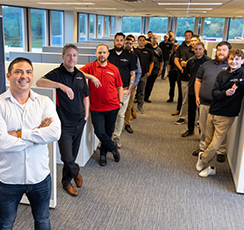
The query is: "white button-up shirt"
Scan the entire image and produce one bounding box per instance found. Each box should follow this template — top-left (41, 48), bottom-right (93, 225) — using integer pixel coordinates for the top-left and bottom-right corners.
top-left (0, 89), bottom-right (61, 184)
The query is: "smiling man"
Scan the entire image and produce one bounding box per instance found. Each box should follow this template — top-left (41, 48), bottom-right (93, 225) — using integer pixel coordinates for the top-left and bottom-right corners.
top-left (36, 44), bottom-right (98, 196)
top-left (196, 48), bottom-right (244, 177)
top-left (0, 57), bottom-right (61, 229)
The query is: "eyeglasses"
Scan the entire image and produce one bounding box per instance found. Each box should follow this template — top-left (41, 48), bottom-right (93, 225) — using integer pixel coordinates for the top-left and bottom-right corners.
top-left (125, 42), bottom-right (133, 45)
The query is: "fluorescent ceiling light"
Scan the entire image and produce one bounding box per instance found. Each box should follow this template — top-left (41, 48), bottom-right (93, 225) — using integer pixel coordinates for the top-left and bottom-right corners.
top-left (37, 2), bottom-right (95, 5)
top-left (75, 7), bottom-right (116, 10)
top-left (157, 3), bottom-right (223, 5)
top-left (165, 8), bottom-right (213, 11)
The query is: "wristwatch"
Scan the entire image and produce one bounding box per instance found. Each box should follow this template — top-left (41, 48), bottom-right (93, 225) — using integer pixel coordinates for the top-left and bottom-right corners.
top-left (120, 101), bottom-right (124, 106)
top-left (17, 129), bottom-right (22, 138)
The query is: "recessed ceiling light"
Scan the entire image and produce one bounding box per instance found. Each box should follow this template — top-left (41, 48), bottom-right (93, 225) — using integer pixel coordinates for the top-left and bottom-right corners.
top-left (75, 7), bottom-right (116, 10)
top-left (164, 8), bottom-right (213, 11)
top-left (37, 2), bottom-right (95, 5)
top-left (157, 3), bottom-right (223, 6)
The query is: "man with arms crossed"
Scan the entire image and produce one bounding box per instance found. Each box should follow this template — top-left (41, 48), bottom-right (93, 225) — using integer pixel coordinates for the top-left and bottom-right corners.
top-left (37, 44), bottom-right (98, 196)
top-left (81, 44), bottom-right (123, 167)
top-left (193, 41), bottom-right (231, 162)
top-left (0, 57), bottom-right (61, 229)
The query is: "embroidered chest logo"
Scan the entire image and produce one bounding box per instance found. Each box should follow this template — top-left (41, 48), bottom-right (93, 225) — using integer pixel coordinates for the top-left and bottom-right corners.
top-left (76, 76), bottom-right (83, 80)
top-left (120, 59), bottom-right (128, 62)
top-left (222, 67), bottom-right (228, 70)
top-left (107, 71), bottom-right (114, 76)
top-left (143, 51), bottom-right (148, 54)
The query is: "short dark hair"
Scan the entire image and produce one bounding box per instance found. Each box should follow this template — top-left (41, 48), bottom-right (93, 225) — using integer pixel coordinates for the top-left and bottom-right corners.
top-left (228, 48), bottom-right (244, 58)
top-left (115, 32), bottom-right (125, 39)
top-left (148, 31), bottom-right (152, 34)
top-left (125, 38), bottom-right (133, 42)
top-left (126, 34), bottom-right (135, 41)
top-left (8, 57), bottom-right (33, 74)
top-left (62, 44), bottom-right (78, 55)
top-left (216, 41), bottom-right (232, 50)
top-left (138, 35), bottom-right (146, 40)
top-left (191, 34), bottom-right (199, 40)
top-left (184, 30), bottom-right (193, 36)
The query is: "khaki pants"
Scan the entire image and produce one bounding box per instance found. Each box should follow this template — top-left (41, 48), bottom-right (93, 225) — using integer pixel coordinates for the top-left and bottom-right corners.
top-left (124, 87), bottom-right (136, 126)
top-left (202, 114), bottom-right (235, 167)
top-left (179, 81), bottom-right (188, 119)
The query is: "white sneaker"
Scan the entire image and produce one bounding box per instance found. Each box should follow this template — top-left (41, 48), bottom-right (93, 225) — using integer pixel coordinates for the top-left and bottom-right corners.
top-left (196, 151), bottom-right (204, 171)
top-left (199, 166), bottom-right (216, 178)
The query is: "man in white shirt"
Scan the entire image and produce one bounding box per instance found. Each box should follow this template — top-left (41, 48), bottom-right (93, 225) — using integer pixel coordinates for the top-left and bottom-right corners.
top-left (0, 57), bottom-right (61, 230)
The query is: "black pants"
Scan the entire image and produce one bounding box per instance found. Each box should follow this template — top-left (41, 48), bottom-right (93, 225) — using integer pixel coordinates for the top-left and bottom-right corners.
top-left (188, 94), bottom-right (197, 132)
top-left (90, 108), bottom-right (119, 156)
top-left (168, 71), bottom-right (178, 101)
top-left (136, 74), bottom-right (148, 107)
top-left (58, 119), bottom-right (86, 186)
top-left (144, 73), bottom-right (158, 101)
top-left (176, 71), bottom-right (182, 112)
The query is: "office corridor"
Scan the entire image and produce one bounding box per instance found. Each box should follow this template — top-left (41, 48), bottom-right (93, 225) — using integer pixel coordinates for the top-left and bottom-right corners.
top-left (14, 78), bottom-right (244, 230)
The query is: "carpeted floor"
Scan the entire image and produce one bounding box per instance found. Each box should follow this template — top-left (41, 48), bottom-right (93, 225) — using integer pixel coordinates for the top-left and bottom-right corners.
top-left (14, 78), bottom-right (244, 230)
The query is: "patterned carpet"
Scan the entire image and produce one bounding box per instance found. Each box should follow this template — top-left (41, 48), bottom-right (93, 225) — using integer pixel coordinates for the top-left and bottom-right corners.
top-left (14, 78), bottom-right (244, 230)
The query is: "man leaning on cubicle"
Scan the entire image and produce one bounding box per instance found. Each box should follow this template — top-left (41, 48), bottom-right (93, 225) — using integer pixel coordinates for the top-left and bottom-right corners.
top-left (36, 44), bottom-right (101, 197)
top-left (0, 57), bottom-right (61, 229)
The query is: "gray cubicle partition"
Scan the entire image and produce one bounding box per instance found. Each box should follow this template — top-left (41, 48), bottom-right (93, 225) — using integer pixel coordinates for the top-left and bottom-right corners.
top-left (42, 46), bottom-right (97, 55)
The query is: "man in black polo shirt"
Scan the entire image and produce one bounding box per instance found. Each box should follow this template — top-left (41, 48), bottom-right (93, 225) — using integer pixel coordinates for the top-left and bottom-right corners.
top-left (37, 44), bottom-right (100, 196)
top-left (135, 35), bottom-right (154, 114)
top-left (171, 30), bottom-right (193, 117)
top-left (145, 34), bottom-right (163, 102)
top-left (108, 32), bottom-right (137, 148)
top-left (181, 42), bottom-right (211, 138)
top-left (193, 41), bottom-right (231, 161)
top-left (159, 35), bottom-right (171, 79)
top-left (168, 30), bottom-right (177, 46)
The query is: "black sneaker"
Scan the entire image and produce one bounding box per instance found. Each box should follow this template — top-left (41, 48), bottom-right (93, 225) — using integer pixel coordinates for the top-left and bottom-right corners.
top-left (217, 154), bottom-right (225, 163)
top-left (192, 149), bottom-right (203, 156)
top-left (125, 125), bottom-right (133, 133)
top-left (99, 155), bottom-right (107, 166)
top-left (181, 130), bottom-right (194, 137)
top-left (167, 99), bottom-right (173, 103)
top-left (112, 143), bottom-right (120, 162)
top-left (175, 118), bottom-right (186, 125)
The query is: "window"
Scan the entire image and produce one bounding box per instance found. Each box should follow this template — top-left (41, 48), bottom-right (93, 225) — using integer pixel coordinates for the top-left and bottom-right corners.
top-left (98, 15), bottom-right (103, 38)
top-left (89, 14), bottom-right (96, 39)
top-left (228, 18), bottom-right (244, 40)
top-left (51, 11), bottom-right (63, 46)
top-left (203, 17), bottom-right (225, 42)
top-left (111, 17), bottom-right (115, 35)
top-left (79, 13), bottom-right (87, 41)
top-left (2, 6), bottom-right (24, 51)
top-left (30, 9), bottom-right (47, 50)
top-left (176, 17), bottom-right (195, 44)
top-left (149, 17), bottom-right (167, 41)
top-left (122, 17), bottom-right (141, 33)
top-left (105, 16), bottom-right (110, 37)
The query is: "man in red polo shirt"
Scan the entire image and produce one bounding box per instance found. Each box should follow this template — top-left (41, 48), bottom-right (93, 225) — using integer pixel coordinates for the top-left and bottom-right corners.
top-left (80, 44), bottom-right (124, 167)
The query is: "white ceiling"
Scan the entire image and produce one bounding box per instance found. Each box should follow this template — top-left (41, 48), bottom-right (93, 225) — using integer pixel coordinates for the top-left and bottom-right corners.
top-left (1, 0), bottom-right (244, 18)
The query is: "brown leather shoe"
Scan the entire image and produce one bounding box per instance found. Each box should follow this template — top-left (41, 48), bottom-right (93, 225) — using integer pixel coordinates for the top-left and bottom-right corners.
top-left (171, 110), bottom-right (180, 116)
top-left (63, 183), bottom-right (78, 196)
top-left (74, 173), bottom-right (83, 188)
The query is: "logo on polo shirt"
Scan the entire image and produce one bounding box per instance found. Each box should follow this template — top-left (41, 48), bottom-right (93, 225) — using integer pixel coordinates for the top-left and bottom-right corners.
top-left (120, 59), bottom-right (128, 62)
top-left (107, 71), bottom-right (114, 76)
top-left (222, 67), bottom-right (228, 70)
top-left (143, 51), bottom-right (149, 54)
top-left (76, 76), bottom-right (83, 80)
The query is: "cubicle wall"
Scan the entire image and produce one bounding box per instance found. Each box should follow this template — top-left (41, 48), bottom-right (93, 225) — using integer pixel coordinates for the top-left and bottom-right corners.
top-left (42, 46), bottom-right (97, 55)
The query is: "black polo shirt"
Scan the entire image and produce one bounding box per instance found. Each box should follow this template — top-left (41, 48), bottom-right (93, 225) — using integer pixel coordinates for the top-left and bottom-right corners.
top-left (150, 46), bottom-right (163, 75)
top-left (186, 54), bottom-right (211, 95)
top-left (159, 41), bottom-right (172, 61)
top-left (108, 49), bottom-right (137, 88)
top-left (136, 47), bottom-right (154, 76)
top-left (43, 63), bottom-right (90, 126)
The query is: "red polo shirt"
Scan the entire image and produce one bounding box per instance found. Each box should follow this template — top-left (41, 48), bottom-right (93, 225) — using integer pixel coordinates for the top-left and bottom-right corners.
top-left (80, 61), bottom-right (123, 111)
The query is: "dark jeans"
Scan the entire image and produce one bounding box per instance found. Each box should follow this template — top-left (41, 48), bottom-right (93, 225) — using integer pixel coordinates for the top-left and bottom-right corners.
top-left (161, 60), bottom-right (169, 78)
top-left (58, 119), bottom-right (86, 186)
top-left (0, 174), bottom-right (51, 230)
top-left (188, 94), bottom-right (197, 132)
top-left (137, 74), bottom-right (148, 107)
top-left (90, 108), bottom-right (119, 156)
top-left (168, 71), bottom-right (178, 101)
top-left (176, 71), bottom-right (182, 112)
top-left (144, 73), bottom-right (158, 101)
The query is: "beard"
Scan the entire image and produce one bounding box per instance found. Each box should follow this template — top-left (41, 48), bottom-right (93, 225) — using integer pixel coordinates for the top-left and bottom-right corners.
top-left (215, 54), bottom-right (228, 63)
top-left (114, 45), bottom-right (124, 52)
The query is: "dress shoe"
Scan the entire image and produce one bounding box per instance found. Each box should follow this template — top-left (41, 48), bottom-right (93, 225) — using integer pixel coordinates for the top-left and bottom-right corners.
top-left (181, 130), bottom-right (194, 137)
top-left (171, 110), bottom-right (180, 116)
top-left (199, 166), bottom-right (216, 178)
top-left (63, 183), bottom-right (78, 196)
top-left (112, 143), bottom-right (120, 162)
top-left (74, 173), bottom-right (83, 188)
top-left (192, 149), bottom-right (203, 156)
top-left (144, 99), bottom-right (151, 103)
top-left (131, 106), bottom-right (137, 119)
top-left (99, 155), bottom-right (107, 166)
top-left (167, 99), bottom-right (173, 103)
top-left (125, 124), bottom-right (133, 133)
top-left (175, 118), bottom-right (186, 125)
top-left (196, 151), bottom-right (204, 171)
top-left (113, 137), bottom-right (121, 148)
top-left (217, 154), bottom-right (225, 163)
